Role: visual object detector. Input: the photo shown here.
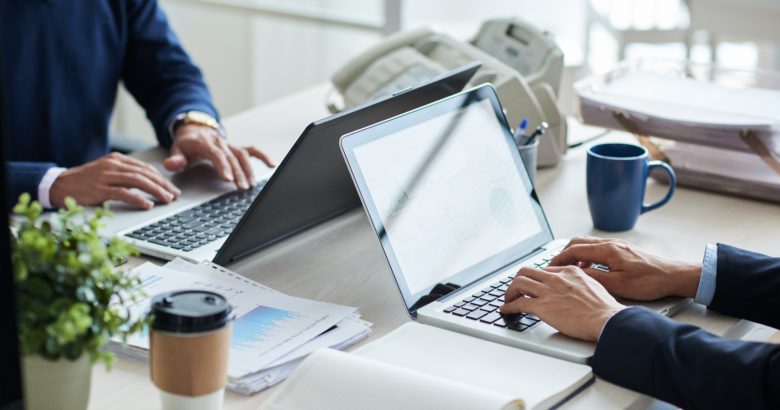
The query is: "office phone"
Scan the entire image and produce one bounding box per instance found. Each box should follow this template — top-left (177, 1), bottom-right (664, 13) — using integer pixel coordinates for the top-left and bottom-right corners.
top-left (329, 18), bottom-right (567, 167)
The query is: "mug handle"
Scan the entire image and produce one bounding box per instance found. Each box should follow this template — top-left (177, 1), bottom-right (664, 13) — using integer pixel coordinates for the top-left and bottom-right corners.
top-left (641, 161), bottom-right (676, 214)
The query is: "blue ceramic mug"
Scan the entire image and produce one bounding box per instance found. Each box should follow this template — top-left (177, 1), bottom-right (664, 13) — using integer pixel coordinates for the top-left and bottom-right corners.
top-left (587, 143), bottom-right (676, 231)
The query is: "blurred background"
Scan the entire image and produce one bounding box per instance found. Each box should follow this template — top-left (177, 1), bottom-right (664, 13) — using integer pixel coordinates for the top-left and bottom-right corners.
top-left (110, 0), bottom-right (780, 144)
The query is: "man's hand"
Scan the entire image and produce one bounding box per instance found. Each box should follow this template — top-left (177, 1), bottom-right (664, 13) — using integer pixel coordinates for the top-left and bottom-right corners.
top-left (500, 266), bottom-right (626, 342)
top-left (164, 124), bottom-right (274, 190)
top-left (50, 152), bottom-right (181, 209)
top-left (549, 236), bottom-right (702, 301)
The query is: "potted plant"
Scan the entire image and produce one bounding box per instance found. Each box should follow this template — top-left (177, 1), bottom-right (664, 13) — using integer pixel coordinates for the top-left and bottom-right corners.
top-left (11, 194), bottom-right (146, 410)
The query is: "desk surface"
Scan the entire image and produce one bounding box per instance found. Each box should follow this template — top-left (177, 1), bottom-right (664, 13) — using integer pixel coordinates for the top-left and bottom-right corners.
top-left (89, 83), bottom-right (780, 410)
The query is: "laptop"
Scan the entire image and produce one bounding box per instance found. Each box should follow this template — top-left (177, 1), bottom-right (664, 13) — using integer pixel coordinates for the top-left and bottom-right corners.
top-left (339, 84), bottom-right (691, 363)
top-left (107, 63), bottom-right (481, 265)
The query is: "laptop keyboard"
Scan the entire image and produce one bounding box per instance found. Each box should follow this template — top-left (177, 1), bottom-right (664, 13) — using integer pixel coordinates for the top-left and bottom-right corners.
top-left (442, 255), bottom-right (555, 332)
top-left (126, 182), bottom-right (265, 252)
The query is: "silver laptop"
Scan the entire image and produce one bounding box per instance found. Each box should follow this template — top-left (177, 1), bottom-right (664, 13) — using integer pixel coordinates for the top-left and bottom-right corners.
top-left (100, 149), bottom-right (273, 263)
top-left (339, 84), bottom-right (691, 363)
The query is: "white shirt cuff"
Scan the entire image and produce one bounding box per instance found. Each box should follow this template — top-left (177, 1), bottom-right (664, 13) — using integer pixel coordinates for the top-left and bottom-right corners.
top-left (37, 167), bottom-right (67, 209)
top-left (694, 244), bottom-right (718, 306)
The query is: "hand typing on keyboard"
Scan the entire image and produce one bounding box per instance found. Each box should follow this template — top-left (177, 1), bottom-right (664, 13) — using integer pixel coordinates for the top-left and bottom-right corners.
top-left (50, 152), bottom-right (182, 210)
top-left (548, 236), bottom-right (702, 301)
top-left (165, 124), bottom-right (275, 191)
top-left (500, 265), bottom-right (626, 342)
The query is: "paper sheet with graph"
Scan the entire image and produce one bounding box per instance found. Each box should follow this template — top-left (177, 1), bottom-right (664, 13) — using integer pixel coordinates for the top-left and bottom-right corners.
top-left (117, 262), bottom-right (357, 378)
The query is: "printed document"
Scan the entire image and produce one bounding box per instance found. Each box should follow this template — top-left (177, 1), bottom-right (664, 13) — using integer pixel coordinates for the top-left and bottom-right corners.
top-left (116, 263), bottom-right (356, 377)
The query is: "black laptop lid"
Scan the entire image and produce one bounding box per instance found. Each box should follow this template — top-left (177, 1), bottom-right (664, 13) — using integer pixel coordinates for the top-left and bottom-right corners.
top-left (213, 63), bottom-right (480, 265)
top-left (340, 85), bottom-right (554, 315)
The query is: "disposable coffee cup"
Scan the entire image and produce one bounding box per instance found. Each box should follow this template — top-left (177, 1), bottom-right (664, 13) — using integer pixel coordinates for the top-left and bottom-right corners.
top-left (149, 291), bottom-right (233, 410)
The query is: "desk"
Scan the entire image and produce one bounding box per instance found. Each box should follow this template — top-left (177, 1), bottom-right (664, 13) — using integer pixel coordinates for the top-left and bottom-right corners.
top-left (89, 83), bottom-right (780, 409)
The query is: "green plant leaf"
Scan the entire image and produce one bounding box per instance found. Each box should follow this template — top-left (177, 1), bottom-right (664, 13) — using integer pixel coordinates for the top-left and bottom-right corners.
top-left (12, 193), bottom-right (30, 214)
top-left (75, 286), bottom-right (96, 303)
top-left (12, 196), bottom-right (144, 369)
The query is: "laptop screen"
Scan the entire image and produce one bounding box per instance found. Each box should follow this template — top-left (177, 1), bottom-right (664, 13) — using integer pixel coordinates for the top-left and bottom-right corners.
top-left (341, 85), bottom-right (553, 314)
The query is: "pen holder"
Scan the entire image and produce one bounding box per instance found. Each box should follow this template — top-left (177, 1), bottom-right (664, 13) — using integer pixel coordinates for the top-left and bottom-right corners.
top-left (516, 139), bottom-right (539, 185)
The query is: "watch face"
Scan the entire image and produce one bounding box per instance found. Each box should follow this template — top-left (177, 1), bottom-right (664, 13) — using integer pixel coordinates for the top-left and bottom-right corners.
top-left (184, 111), bottom-right (220, 131)
top-left (187, 111), bottom-right (215, 124)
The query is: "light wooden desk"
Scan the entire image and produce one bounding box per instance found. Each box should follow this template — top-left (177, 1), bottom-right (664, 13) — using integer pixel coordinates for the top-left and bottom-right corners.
top-left (89, 83), bottom-right (780, 409)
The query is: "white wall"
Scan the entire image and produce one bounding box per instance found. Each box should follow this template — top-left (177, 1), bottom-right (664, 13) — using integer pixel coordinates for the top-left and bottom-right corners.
top-left (111, 0), bottom-right (384, 144)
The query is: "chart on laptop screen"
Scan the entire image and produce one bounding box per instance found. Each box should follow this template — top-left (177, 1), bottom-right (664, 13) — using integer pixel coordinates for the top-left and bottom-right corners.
top-left (353, 99), bottom-right (542, 294)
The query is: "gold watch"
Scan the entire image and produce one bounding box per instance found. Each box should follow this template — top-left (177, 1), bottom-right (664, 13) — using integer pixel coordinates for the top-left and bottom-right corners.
top-left (173, 111), bottom-right (225, 136)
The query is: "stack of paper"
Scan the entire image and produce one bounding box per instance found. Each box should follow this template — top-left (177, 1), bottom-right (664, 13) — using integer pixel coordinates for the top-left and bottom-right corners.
top-left (107, 259), bottom-right (372, 395)
top-left (575, 66), bottom-right (780, 153)
top-left (574, 59), bottom-right (780, 201)
top-left (650, 138), bottom-right (780, 202)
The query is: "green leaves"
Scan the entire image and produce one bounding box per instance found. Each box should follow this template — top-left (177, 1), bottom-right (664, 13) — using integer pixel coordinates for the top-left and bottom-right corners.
top-left (46, 303), bottom-right (93, 345)
top-left (13, 193), bottom-right (42, 221)
top-left (11, 194), bottom-right (147, 368)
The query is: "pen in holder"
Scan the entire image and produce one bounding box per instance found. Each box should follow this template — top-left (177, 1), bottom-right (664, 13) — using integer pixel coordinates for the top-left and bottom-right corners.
top-left (515, 121), bottom-right (547, 185)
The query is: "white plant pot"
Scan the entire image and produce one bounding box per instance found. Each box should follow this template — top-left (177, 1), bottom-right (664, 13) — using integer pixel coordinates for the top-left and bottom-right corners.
top-left (22, 354), bottom-right (93, 410)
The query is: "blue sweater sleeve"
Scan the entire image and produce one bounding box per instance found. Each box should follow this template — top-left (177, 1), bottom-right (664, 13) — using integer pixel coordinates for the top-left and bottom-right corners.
top-left (6, 162), bottom-right (56, 204)
top-left (121, 0), bottom-right (218, 148)
top-left (590, 307), bottom-right (780, 410)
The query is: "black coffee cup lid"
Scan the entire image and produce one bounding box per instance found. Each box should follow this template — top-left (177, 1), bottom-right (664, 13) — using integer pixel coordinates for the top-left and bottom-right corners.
top-left (150, 290), bottom-right (232, 333)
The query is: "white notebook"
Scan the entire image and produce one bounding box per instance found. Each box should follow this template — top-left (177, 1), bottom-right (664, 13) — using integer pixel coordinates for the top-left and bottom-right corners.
top-left (263, 323), bottom-right (593, 410)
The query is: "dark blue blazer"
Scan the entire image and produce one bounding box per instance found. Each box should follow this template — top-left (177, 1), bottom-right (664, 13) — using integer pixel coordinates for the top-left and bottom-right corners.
top-left (1, 0), bottom-right (218, 203)
top-left (590, 244), bottom-right (780, 409)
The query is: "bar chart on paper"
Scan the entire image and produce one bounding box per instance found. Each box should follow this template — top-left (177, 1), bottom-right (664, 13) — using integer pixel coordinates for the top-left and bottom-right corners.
top-left (232, 306), bottom-right (303, 349)
top-left (111, 262), bottom-right (359, 380)
top-left (228, 304), bottom-right (333, 377)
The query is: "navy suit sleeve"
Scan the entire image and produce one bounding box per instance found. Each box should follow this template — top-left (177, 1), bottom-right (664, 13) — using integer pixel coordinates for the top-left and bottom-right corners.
top-left (121, 0), bottom-right (218, 148)
top-left (590, 307), bottom-right (780, 410)
top-left (6, 162), bottom-right (56, 204)
top-left (708, 244), bottom-right (780, 329)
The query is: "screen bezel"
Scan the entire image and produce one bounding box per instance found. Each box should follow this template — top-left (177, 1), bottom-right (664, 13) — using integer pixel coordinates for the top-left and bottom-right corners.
top-left (340, 84), bottom-right (554, 315)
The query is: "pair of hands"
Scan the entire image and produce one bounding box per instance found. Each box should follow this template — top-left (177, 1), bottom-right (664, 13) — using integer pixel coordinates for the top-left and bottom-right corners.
top-left (500, 237), bottom-right (702, 342)
top-left (50, 124), bottom-right (274, 209)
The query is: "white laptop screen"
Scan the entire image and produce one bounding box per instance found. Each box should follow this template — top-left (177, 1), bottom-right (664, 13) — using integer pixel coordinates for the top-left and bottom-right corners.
top-left (341, 86), bottom-right (553, 313)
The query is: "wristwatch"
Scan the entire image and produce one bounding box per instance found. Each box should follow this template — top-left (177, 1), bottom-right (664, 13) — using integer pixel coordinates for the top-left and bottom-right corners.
top-left (172, 111), bottom-right (226, 137)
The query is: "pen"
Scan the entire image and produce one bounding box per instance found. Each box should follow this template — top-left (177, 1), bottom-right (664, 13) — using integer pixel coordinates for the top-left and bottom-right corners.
top-left (514, 117), bottom-right (529, 145)
top-left (524, 122), bottom-right (548, 146)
